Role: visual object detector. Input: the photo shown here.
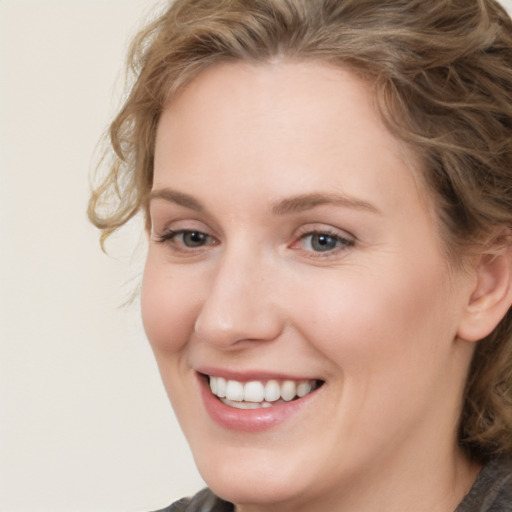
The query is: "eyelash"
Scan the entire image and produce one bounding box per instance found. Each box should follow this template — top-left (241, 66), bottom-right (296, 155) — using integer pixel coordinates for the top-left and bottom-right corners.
top-left (156, 229), bottom-right (217, 249)
top-left (155, 227), bottom-right (354, 257)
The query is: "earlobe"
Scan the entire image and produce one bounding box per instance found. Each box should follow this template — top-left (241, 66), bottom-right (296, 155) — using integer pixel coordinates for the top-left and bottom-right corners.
top-left (457, 246), bottom-right (512, 342)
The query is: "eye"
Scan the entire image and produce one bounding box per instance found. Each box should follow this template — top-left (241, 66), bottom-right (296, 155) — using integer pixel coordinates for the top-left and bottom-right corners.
top-left (296, 230), bottom-right (354, 254)
top-left (180, 231), bottom-right (211, 247)
top-left (156, 229), bottom-right (216, 249)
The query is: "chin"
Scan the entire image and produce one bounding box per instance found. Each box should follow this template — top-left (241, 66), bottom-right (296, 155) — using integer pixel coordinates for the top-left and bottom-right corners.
top-left (203, 467), bottom-right (309, 508)
top-left (190, 441), bottom-right (328, 509)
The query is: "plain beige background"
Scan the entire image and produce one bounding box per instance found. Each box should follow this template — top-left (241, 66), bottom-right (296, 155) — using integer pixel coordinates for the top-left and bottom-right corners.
top-left (0, 1), bottom-right (204, 511)
top-left (1, 1), bottom-right (512, 511)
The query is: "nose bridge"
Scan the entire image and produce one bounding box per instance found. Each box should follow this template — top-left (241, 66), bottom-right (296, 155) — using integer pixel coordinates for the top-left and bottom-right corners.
top-left (194, 242), bottom-right (282, 347)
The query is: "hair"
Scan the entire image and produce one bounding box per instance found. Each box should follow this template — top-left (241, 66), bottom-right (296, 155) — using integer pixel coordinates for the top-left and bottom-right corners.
top-left (88, 0), bottom-right (512, 463)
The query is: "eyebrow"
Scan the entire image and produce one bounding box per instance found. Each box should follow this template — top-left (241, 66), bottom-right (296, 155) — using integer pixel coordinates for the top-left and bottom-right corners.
top-left (149, 188), bottom-right (380, 216)
top-left (271, 192), bottom-right (381, 215)
top-left (149, 188), bottom-right (205, 212)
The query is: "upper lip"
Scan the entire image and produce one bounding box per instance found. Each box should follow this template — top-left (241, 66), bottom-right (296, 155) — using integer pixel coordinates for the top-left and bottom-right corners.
top-left (196, 366), bottom-right (323, 383)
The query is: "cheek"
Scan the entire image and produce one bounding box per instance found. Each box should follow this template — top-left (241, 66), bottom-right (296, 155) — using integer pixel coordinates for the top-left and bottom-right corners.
top-left (292, 262), bottom-right (456, 375)
top-left (141, 254), bottom-right (199, 355)
top-left (288, 263), bottom-right (463, 447)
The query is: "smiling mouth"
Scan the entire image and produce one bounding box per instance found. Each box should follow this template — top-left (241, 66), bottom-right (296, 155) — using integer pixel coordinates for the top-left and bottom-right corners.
top-left (206, 375), bottom-right (324, 410)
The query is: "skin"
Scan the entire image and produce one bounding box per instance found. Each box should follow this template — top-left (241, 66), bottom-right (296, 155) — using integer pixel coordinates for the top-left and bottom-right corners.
top-left (142, 61), bottom-right (485, 512)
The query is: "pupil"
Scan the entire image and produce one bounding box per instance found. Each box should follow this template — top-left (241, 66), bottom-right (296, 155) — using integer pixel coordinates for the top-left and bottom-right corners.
top-left (184, 231), bottom-right (206, 247)
top-left (312, 234), bottom-right (336, 252)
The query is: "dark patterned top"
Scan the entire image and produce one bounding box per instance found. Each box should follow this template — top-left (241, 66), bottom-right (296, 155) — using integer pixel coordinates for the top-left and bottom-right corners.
top-left (154, 458), bottom-right (512, 512)
top-left (455, 458), bottom-right (512, 512)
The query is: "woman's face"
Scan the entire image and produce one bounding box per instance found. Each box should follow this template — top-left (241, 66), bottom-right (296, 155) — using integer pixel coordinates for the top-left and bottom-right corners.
top-left (142, 61), bottom-right (476, 510)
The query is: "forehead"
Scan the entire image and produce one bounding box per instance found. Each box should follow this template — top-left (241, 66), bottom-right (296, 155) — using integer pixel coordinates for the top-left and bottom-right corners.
top-left (160, 60), bottom-right (381, 146)
top-left (154, 60), bottom-right (430, 216)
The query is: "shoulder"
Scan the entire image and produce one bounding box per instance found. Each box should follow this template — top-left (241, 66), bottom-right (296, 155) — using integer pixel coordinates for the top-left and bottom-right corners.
top-left (150, 496), bottom-right (190, 512)
top-left (456, 458), bottom-right (512, 512)
top-left (150, 488), bottom-right (233, 512)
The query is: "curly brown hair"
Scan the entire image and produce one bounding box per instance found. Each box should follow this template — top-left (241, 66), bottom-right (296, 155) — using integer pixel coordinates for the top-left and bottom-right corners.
top-left (88, 0), bottom-right (512, 463)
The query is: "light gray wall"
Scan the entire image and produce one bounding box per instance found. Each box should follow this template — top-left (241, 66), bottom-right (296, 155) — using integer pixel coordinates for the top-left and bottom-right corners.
top-left (1, 1), bottom-right (512, 511)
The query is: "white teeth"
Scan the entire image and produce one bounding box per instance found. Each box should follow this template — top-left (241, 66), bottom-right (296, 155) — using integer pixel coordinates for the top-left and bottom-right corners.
top-left (208, 376), bottom-right (318, 407)
top-left (297, 381), bottom-right (312, 397)
top-left (216, 377), bottom-right (227, 397)
top-left (281, 380), bottom-right (297, 401)
top-left (209, 377), bottom-right (217, 395)
top-left (264, 380), bottom-right (281, 402)
top-left (209, 376), bottom-right (227, 397)
top-left (225, 380), bottom-right (244, 401)
top-left (222, 398), bottom-right (271, 409)
top-left (244, 381), bottom-right (265, 402)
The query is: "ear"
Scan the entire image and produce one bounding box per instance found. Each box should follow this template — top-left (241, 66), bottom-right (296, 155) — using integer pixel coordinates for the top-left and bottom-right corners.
top-left (457, 243), bottom-right (512, 342)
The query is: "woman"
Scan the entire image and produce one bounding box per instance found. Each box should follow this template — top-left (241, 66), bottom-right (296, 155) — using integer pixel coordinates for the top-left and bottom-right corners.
top-left (89, 1), bottom-right (512, 511)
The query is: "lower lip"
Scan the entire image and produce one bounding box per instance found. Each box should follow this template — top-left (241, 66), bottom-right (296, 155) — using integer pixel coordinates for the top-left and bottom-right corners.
top-left (198, 375), bottom-right (319, 432)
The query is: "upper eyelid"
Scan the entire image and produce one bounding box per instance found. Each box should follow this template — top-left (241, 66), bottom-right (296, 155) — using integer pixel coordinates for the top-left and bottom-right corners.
top-left (294, 223), bottom-right (355, 240)
top-left (150, 212), bottom-right (223, 238)
top-left (152, 217), bottom-right (213, 234)
top-left (298, 227), bottom-right (351, 237)
top-left (157, 227), bottom-right (214, 240)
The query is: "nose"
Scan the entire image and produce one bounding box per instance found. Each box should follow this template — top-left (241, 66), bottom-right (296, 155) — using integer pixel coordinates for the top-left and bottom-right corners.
top-left (194, 250), bottom-right (284, 349)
